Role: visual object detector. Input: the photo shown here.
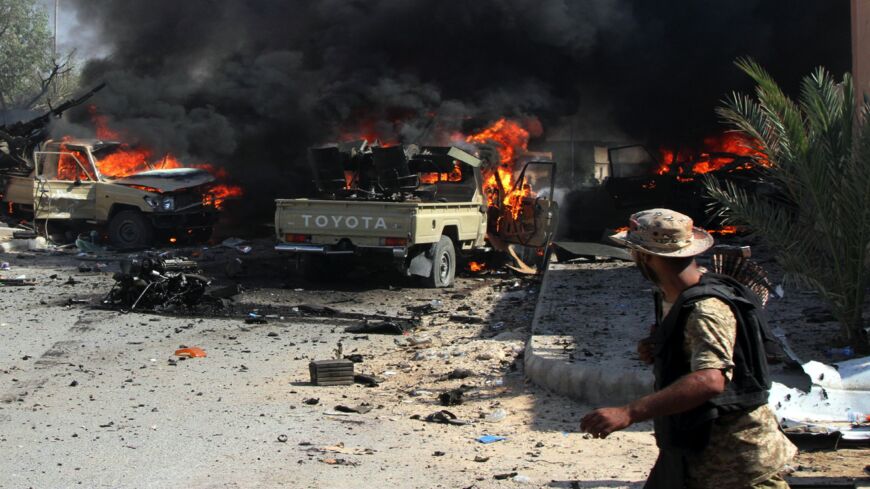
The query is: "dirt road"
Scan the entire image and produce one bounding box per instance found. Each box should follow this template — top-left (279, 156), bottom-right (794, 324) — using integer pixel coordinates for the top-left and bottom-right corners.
top-left (0, 242), bottom-right (658, 489)
top-left (5, 239), bottom-right (864, 488)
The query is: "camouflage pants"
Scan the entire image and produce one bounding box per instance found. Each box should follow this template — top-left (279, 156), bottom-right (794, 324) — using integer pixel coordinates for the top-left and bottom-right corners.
top-left (752, 474), bottom-right (789, 489)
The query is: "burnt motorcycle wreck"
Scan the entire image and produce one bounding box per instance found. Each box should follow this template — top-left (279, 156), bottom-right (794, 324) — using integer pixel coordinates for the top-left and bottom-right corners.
top-left (103, 254), bottom-right (231, 312)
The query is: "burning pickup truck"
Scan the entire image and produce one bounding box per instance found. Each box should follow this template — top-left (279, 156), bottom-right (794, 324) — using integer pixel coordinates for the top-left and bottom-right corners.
top-left (275, 134), bottom-right (558, 287)
top-left (1, 84), bottom-right (239, 249)
top-left (1, 138), bottom-right (222, 248)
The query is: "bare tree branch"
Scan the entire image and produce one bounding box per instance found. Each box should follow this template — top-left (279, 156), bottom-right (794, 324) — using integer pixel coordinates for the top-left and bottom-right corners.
top-left (22, 52), bottom-right (74, 110)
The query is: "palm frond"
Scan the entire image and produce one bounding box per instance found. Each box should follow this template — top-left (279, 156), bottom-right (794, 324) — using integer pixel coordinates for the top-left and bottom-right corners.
top-left (707, 60), bottom-right (870, 349)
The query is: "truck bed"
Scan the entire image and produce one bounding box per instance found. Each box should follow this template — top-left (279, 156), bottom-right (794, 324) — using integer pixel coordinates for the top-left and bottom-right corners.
top-left (274, 198), bottom-right (484, 247)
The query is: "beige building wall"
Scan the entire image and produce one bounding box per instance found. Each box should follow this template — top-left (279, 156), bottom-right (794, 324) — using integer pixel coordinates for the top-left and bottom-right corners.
top-left (853, 0), bottom-right (870, 101)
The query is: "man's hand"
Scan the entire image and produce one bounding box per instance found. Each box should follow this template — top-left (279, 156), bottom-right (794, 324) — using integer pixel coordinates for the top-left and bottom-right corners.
top-left (580, 406), bottom-right (633, 438)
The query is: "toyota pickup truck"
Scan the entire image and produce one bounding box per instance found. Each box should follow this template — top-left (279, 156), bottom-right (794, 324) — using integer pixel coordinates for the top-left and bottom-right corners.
top-left (1, 138), bottom-right (221, 248)
top-left (275, 143), bottom-right (558, 287)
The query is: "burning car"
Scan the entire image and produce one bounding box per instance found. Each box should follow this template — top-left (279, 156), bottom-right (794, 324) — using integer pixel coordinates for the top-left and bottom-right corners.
top-left (563, 133), bottom-right (767, 241)
top-left (1, 138), bottom-right (225, 248)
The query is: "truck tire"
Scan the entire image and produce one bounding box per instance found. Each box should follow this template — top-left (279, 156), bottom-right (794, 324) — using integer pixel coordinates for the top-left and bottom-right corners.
top-left (108, 210), bottom-right (154, 250)
top-left (427, 236), bottom-right (456, 288)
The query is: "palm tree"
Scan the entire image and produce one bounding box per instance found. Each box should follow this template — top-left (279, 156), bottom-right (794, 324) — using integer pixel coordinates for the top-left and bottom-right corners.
top-left (705, 58), bottom-right (870, 352)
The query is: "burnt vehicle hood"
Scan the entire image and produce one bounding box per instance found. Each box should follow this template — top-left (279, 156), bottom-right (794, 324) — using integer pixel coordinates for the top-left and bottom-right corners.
top-left (112, 168), bottom-right (215, 192)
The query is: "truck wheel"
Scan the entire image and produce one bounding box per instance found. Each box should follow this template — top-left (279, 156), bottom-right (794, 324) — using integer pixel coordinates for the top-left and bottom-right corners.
top-left (427, 236), bottom-right (456, 288)
top-left (108, 210), bottom-right (154, 249)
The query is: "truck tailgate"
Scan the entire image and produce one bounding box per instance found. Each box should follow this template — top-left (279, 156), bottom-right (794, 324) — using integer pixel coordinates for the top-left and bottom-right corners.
top-left (275, 199), bottom-right (415, 241)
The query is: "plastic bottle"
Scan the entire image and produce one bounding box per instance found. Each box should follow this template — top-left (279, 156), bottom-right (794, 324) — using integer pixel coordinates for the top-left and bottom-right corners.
top-left (846, 411), bottom-right (869, 424)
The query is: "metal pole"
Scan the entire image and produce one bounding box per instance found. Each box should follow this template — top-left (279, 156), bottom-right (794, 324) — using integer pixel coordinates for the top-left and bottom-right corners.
top-left (53, 0), bottom-right (58, 58)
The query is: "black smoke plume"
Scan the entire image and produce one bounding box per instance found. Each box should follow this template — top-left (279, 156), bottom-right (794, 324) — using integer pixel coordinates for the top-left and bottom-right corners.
top-left (61, 0), bottom-right (850, 221)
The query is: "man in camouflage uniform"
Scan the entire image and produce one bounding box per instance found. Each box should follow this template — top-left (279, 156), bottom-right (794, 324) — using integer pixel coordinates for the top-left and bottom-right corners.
top-left (580, 209), bottom-right (796, 489)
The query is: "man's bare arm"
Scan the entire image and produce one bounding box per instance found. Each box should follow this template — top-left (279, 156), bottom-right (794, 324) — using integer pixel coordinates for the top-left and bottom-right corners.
top-left (580, 369), bottom-right (725, 438)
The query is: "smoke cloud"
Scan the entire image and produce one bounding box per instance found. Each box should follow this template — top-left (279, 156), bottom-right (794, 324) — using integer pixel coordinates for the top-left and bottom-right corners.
top-left (60, 0), bottom-right (850, 217)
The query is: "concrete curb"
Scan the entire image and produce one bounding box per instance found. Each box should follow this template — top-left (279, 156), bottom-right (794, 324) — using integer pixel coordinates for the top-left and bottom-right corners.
top-left (524, 260), bottom-right (653, 406)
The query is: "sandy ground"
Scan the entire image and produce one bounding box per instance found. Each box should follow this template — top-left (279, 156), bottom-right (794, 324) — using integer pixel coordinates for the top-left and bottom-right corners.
top-left (0, 236), bottom-right (866, 488)
top-left (0, 240), bottom-right (659, 489)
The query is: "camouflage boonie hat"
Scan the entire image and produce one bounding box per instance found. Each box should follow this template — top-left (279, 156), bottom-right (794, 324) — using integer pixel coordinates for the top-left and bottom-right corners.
top-left (609, 208), bottom-right (714, 257)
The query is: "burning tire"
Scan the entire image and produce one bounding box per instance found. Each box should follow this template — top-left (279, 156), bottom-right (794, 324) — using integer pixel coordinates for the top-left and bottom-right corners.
top-left (427, 236), bottom-right (456, 288)
top-left (108, 210), bottom-right (154, 250)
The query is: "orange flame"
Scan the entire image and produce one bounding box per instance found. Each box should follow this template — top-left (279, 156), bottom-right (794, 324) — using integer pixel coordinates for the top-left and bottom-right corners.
top-left (708, 225), bottom-right (739, 236)
top-left (468, 261), bottom-right (485, 272)
top-left (83, 107), bottom-right (243, 209)
top-left (419, 162), bottom-right (463, 184)
top-left (465, 118), bottom-right (534, 218)
top-left (657, 133), bottom-right (770, 180)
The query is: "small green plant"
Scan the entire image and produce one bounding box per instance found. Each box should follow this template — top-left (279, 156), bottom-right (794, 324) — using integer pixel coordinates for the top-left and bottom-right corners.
top-left (705, 58), bottom-right (870, 352)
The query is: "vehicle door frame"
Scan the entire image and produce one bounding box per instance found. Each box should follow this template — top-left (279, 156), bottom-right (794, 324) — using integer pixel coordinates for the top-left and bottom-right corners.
top-left (33, 148), bottom-right (100, 220)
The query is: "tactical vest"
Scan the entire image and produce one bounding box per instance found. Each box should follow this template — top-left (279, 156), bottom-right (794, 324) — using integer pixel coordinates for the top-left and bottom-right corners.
top-left (652, 273), bottom-right (771, 451)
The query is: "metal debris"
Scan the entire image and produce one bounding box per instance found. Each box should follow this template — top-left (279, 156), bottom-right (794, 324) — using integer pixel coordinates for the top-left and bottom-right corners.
top-left (102, 253), bottom-right (228, 311)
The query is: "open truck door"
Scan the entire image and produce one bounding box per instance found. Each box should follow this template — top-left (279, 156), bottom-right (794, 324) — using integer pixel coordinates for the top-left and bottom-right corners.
top-left (33, 148), bottom-right (98, 220)
top-left (492, 160), bottom-right (558, 248)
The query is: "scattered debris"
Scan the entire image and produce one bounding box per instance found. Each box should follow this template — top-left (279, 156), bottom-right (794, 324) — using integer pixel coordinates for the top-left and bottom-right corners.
top-left (319, 458), bottom-right (358, 466)
top-left (75, 231), bottom-right (105, 254)
top-left (473, 455), bottom-right (489, 463)
top-left (302, 398), bottom-right (320, 405)
top-left (449, 314), bottom-right (483, 324)
top-left (406, 336), bottom-right (432, 348)
top-left (477, 435), bottom-right (506, 444)
top-left (770, 356), bottom-right (870, 443)
top-left (309, 359), bottom-right (354, 386)
top-left (245, 312), bottom-right (267, 324)
top-left (353, 374), bottom-right (381, 387)
top-left (102, 254), bottom-right (225, 311)
top-left (512, 474), bottom-right (531, 484)
top-left (422, 410), bottom-right (468, 426)
top-left (446, 368), bottom-right (473, 380)
top-left (483, 408), bottom-right (507, 423)
top-left (345, 319), bottom-right (413, 335)
top-left (493, 472), bottom-right (517, 480)
top-left (175, 347), bottom-right (207, 358)
top-left (225, 257), bottom-right (245, 278)
top-left (344, 354), bottom-right (364, 363)
top-left (439, 388), bottom-right (468, 406)
top-left (0, 276), bottom-right (35, 286)
top-left (221, 237), bottom-right (252, 255)
top-left (334, 404), bottom-right (372, 414)
top-left (11, 230), bottom-right (37, 240)
top-left (296, 304), bottom-right (340, 316)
